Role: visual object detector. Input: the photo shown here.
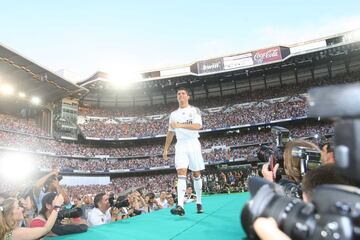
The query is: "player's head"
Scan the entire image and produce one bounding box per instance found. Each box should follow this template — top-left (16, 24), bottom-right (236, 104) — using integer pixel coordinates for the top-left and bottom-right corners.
top-left (176, 87), bottom-right (190, 105)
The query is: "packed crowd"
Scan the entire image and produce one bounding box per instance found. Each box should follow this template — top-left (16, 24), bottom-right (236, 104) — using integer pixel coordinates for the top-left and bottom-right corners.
top-left (0, 113), bottom-right (50, 137)
top-left (0, 164), bottom-right (260, 239)
top-left (78, 98), bottom-right (308, 138)
top-left (77, 71), bottom-right (359, 139)
top-left (62, 165), bottom-right (258, 199)
top-left (0, 122), bottom-right (332, 162)
top-left (79, 71), bottom-right (360, 118)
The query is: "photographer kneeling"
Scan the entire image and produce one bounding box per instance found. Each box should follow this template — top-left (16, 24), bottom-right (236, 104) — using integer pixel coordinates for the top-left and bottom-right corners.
top-left (261, 140), bottom-right (320, 198)
top-left (30, 192), bottom-right (87, 236)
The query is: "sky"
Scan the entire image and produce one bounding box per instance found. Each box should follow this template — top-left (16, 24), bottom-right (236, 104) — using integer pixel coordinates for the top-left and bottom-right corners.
top-left (1, 0), bottom-right (360, 82)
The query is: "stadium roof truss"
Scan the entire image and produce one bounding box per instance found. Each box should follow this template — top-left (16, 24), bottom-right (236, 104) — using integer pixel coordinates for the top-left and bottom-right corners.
top-left (0, 43), bottom-right (88, 103)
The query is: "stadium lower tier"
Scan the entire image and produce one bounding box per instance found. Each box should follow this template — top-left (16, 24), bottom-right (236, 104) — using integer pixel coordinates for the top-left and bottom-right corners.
top-left (53, 193), bottom-right (250, 240)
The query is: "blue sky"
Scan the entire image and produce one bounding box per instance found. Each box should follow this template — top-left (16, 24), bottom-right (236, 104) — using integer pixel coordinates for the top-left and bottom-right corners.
top-left (1, 0), bottom-right (359, 82)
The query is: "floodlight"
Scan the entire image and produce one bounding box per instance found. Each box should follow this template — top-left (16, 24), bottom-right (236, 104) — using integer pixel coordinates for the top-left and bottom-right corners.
top-left (1, 84), bottom-right (14, 95)
top-left (31, 96), bottom-right (41, 105)
top-left (0, 152), bottom-right (36, 183)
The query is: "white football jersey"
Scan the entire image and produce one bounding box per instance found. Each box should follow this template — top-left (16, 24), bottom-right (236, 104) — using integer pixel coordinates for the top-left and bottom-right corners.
top-left (168, 105), bottom-right (202, 140)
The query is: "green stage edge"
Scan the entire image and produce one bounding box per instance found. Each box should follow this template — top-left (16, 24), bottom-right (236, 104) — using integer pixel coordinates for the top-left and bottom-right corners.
top-left (53, 192), bottom-right (250, 240)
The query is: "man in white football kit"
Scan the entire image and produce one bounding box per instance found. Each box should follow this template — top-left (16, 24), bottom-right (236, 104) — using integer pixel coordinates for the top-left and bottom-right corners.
top-left (163, 88), bottom-right (205, 216)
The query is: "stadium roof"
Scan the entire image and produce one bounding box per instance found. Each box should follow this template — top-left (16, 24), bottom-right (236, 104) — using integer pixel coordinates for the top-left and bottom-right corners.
top-left (0, 43), bottom-right (88, 103)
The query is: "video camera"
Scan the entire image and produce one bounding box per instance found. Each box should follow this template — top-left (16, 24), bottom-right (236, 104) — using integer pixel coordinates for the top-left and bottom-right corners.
top-left (257, 126), bottom-right (290, 181)
top-left (109, 195), bottom-right (130, 209)
top-left (241, 83), bottom-right (360, 239)
top-left (57, 207), bottom-right (82, 221)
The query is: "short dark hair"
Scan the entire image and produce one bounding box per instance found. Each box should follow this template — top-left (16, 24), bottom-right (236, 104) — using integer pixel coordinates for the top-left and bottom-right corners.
top-left (93, 193), bottom-right (106, 208)
top-left (302, 164), bottom-right (351, 200)
top-left (177, 87), bottom-right (190, 95)
top-left (40, 192), bottom-right (57, 215)
top-left (146, 192), bottom-right (155, 200)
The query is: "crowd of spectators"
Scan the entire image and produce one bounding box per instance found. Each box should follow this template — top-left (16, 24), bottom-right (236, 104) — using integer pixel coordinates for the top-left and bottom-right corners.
top-left (0, 113), bottom-right (50, 137)
top-left (79, 71), bottom-right (360, 118)
top-left (0, 119), bottom-right (333, 159)
top-left (78, 98), bottom-right (308, 138)
top-left (77, 71), bottom-right (359, 139)
top-left (62, 165), bottom-right (258, 198)
top-left (0, 122), bottom-right (332, 160)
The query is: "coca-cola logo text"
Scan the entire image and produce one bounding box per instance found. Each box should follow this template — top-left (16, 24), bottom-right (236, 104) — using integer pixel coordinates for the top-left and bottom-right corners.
top-left (252, 47), bottom-right (282, 64)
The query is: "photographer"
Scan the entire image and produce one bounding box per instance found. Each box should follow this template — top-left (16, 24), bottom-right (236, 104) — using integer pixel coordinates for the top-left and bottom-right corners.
top-left (145, 192), bottom-right (162, 213)
top-left (17, 187), bottom-right (37, 227)
top-left (30, 192), bottom-right (87, 236)
top-left (87, 192), bottom-right (120, 227)
top-left (251, 165), bottom-right (354, 240)
top-left (242, 83), bottom-right (360, 240)
top-left (301, 164), bottom-right (352, 203)
top-left (0, 195), bottom-right (63, 240)
top-left (261, 140), bottom-right (320, 198)
top-left (33, 170), bottom-right (67, 215)
top-left (127, 191), bottom-right (146, 216)
top-left (320, 139), bottom-right (335, 165)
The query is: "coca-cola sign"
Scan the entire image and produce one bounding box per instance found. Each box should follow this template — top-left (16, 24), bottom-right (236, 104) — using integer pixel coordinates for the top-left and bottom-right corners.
top-left (197, 58), bottom-right (224, 74)
top-left (252, 47), bottom-right (282, 64)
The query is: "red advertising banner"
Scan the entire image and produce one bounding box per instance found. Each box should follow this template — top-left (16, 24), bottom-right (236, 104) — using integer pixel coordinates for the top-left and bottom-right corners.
top-left (252, 47), bottom-right (282, 64)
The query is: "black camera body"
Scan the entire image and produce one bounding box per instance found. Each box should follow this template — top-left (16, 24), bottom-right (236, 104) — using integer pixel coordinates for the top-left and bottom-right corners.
top-left (109, 195), bottom-right (129, 209)
top-left (242, 83), bottom-right (360, 240)
top-left (241, 177), bottom-right (358, 240)
top-left (57, 207), bottom-right (82, 221)
top-left (257, 126), bottom-right (290, 181)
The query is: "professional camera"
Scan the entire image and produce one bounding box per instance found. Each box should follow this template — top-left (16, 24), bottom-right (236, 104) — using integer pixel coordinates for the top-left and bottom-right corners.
top-left (257, 126), bottom-right (290, 181)
top-left (57, 207), bottom-right (82, 221)
top-left (109, 195), bottom-right (130, 209)
top-left (241, 177), bottom-right (359, 239)
top-left (291, 146), bottom-right (321, 177)
top-left (241, 83), bottom-right (360, 239)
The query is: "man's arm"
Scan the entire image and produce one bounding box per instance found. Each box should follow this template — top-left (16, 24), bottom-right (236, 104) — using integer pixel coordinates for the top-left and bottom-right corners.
top-left (170, 122), bottom-right (202, 130)
top-left (34, 170), bottom-right (57, 190)
top-left (163, 131), bottom-right (175, 160)
top-left (33, 170), bottom-right (58, 197)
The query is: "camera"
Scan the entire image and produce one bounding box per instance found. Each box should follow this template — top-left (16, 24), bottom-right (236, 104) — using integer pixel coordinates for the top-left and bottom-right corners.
top-left (291, 146), bottom-right (321, 177)
top-left (241, 83), bottom-right (360, 240)
top-left (109, 195), bottom-right (130, 209)
top-left (241, 177), bottom-right (359, 240)
top-left (57, 207), bottom-right (82, 221)
top-left (257, 126), bottom-right (290, 181)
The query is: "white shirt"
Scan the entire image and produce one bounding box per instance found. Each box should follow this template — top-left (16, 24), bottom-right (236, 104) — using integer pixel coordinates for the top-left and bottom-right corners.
top-left (168, 105), bottom-right (202, 140)
top-left (156, 198), bottom-right (168, 208)
top-left (87, 208), bottom-right (111, 227)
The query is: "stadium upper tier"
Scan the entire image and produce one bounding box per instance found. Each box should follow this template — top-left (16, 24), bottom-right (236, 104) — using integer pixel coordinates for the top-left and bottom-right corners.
top-left (79, 71), bottom-right (359, 118)
top-left (79, 29), bottom-right (360, 108)
top-left (77, 71), bottom-right (359, 139)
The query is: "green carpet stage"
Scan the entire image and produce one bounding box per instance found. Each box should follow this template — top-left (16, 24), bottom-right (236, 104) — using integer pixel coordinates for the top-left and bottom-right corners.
top-left (54, 193), bottom-right (250, 240)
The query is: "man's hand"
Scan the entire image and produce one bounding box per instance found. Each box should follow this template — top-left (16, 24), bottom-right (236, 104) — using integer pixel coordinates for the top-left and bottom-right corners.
top-left (111, 207), bottom-right (120, 216)
top-left (254, 217), bottom-right (290, 240)
top-left (170, 121), bottom-right (180, 129)
top-left (163, 149), bottom-right (168, 160)
top-left (261, 163), bottom-right (279, 182)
